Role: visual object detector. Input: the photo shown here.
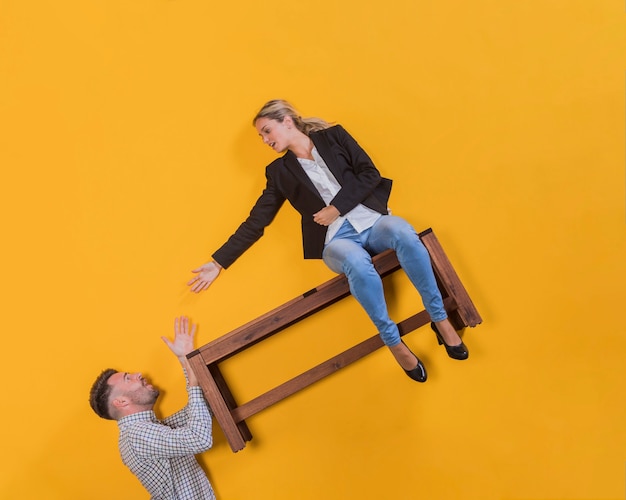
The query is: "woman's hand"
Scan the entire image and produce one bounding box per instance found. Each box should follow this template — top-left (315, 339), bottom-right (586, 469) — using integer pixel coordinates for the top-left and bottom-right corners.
top-left (313, 205), bottom-right (340, 226)
top-left (187, 261), bottom-right (222, 293)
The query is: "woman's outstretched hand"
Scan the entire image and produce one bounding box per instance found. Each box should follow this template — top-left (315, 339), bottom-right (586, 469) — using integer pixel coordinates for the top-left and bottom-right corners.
top-left (187, 261), bottom-right (222, 293)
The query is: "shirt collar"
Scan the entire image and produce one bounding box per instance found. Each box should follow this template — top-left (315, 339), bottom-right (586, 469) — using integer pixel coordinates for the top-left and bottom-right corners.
top-left (117, 410), bottom-right (158, 427)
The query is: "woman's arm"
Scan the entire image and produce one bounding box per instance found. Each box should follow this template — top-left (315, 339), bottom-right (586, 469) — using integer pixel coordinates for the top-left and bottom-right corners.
top-left (320, 125), bottom-right (384, 215)
top-left (187, 166), bottom-right (286, 292)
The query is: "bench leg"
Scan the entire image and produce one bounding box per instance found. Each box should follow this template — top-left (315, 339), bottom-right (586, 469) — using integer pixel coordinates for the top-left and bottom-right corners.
top-left (187, 354), bottom-right (248, 452)
top-left (208, 363), bottom-right (252, 443)
top-left (419, 229), bottom-right (482, 328)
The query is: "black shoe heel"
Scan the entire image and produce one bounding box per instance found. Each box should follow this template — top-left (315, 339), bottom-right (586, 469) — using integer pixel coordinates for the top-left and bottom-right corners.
top-left (430, 323), bottom-right (469, 360)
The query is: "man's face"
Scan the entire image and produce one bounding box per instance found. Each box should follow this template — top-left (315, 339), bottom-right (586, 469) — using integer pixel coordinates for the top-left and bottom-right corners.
top-left (108, 371), bottom-right (159, 407)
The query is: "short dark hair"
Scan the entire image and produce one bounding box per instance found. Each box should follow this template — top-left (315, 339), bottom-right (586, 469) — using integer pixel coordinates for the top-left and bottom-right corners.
top-left (89, 369), bottom-right (118, 420)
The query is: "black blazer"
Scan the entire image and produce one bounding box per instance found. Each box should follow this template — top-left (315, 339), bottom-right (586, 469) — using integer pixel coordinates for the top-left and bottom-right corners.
top-left (213, 125), bottom-right (392, 268)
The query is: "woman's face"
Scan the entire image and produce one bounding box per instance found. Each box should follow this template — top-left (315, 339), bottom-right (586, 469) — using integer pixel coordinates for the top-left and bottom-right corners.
top-left (255, 117), bottom-right (294, 153)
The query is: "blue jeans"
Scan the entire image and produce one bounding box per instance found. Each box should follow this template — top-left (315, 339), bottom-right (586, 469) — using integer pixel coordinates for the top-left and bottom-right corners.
top-left (322, 216), bottom-right (447, 347)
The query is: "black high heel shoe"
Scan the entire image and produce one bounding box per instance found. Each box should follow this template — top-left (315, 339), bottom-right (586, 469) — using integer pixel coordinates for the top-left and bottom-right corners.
top-left (431, 322), bottom-right (469, 360)
top-left (401, 341), bottom-right (428, 382)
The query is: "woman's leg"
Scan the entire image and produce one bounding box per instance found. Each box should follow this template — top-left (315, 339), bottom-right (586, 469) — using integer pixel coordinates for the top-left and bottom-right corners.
top-left (323, 226), bottom-right (398, 346)
top-left (323, 231), bottom-right (420, 371)
top-left (366, 215), bottom-right (462, 346)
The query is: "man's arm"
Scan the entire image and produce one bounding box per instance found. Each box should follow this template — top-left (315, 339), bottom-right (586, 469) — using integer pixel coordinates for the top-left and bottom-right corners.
top-left (128, 389), bottom-right (213, 458)
top-left (126, 317), bottom-right (213, 458)
top-left (161, 315), bottom-right (205, 428)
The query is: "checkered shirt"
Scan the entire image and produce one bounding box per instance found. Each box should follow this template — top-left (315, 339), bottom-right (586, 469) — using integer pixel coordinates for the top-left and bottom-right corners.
top-left (117, 386), bottom-right (216, 499)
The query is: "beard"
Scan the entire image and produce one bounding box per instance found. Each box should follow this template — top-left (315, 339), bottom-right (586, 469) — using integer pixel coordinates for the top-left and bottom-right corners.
top-left (127, 385), bottom-right (160, 406)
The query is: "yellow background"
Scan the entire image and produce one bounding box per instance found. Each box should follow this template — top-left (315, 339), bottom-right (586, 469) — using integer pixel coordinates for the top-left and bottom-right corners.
top-left (1, 1), bottom-right (625, 499)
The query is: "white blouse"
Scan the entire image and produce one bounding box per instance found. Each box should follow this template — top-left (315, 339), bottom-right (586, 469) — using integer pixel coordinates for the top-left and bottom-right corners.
top-left (297, 147), bottom-right (382, 243)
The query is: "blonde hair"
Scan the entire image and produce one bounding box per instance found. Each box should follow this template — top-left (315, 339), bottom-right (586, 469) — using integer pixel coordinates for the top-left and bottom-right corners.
top-left (253, 99), bottom-right (331, 136)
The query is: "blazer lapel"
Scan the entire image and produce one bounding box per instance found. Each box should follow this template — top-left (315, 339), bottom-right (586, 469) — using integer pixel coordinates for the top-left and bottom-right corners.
top-left (311, 130), bottom-right (344, 184)
top-left (283, 150), bottom-right (324, 199)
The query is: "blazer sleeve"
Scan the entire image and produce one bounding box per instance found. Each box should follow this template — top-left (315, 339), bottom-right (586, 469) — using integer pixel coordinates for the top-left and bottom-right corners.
top-left (212, 162), bottom-right (286, 269)
top-left (318, 125), bottom-right (385, 216)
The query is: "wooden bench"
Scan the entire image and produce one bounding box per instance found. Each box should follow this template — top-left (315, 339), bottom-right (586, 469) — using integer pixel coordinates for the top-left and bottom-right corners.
top-left (187, 228), bottom-right (482, 452)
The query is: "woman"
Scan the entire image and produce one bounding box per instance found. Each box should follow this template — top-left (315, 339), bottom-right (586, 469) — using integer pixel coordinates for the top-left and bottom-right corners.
top-left (187, 99), bottom-right (468, 382)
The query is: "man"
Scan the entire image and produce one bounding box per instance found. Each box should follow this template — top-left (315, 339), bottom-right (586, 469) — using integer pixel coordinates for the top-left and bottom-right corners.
top-left (89, 316), bottom-right (216, 499)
